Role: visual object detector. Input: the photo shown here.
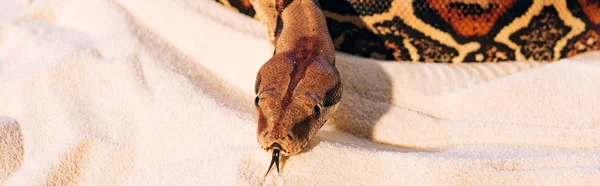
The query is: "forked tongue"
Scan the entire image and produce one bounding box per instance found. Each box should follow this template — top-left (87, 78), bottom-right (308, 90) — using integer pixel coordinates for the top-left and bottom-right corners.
top-left (265, 145), bottom-right (281, 176)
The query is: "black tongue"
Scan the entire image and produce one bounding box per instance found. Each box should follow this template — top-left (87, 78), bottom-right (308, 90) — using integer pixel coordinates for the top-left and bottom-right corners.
top-left (265, 149), bottom-right (280, 176)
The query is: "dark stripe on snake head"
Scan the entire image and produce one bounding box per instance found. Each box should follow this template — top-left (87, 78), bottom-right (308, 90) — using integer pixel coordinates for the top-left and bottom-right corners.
top-left (280, 36), bottom-right (317, 110)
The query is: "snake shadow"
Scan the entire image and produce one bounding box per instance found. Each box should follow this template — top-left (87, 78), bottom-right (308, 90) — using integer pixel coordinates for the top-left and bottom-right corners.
top-left (330, 54), bottom-right (394, 140)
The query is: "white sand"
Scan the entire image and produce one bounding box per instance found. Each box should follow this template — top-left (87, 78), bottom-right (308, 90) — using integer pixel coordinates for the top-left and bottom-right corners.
top-left (0, 0), bottom-right (599, 185)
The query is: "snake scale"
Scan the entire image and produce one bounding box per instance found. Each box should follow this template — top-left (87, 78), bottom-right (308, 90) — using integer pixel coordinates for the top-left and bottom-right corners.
top-left (215, 0), bottom-right (600, 175)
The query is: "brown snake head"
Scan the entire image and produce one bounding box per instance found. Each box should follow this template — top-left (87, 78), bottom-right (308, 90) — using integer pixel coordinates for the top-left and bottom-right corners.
top-left (254, 45), bottom-right (342, 160)
top-left (252, 0), bottom-right (339, 174)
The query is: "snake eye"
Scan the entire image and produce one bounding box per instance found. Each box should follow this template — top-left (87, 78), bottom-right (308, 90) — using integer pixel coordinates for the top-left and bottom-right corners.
top-left (254, 96), bottom-right (260, 107)
top-left (313, 105), bottom-right (320, 118)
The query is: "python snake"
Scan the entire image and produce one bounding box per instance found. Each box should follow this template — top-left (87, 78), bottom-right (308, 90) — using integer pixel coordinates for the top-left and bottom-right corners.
top-left (215, 0), bottom-right (600, 175)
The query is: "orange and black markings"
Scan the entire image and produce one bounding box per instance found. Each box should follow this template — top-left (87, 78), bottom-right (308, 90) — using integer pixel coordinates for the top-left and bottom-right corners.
top-left (511, 6), bottom-right (570, 61)
top-left (564, 0), bottom-right (600, 58)
top-left (217, 0), bottom-right (600, 63)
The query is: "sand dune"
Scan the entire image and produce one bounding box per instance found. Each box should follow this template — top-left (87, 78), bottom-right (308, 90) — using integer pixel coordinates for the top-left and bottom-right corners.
top-left (0, 0), bottom-right (599, 185)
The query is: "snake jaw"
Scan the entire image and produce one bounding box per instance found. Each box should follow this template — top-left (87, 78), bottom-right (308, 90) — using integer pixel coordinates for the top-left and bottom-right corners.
top-left (265, 149), bottom-right (280, 176)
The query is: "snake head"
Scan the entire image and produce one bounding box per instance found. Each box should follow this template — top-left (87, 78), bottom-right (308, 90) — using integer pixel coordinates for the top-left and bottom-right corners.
top-left (254, 51), bottom-right (342, 157)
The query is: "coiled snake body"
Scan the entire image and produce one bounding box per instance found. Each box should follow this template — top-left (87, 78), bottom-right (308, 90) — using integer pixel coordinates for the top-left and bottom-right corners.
top-left (216, 0), bottom-right (600, 175)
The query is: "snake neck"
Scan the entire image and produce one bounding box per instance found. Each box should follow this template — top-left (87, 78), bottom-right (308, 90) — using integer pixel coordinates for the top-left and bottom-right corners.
top-left (262, 0), bottom-right (336, 65)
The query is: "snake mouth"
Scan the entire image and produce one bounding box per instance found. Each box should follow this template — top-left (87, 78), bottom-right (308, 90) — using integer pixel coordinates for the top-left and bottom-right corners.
top-left (265, 142), bottom-right (289, 154)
